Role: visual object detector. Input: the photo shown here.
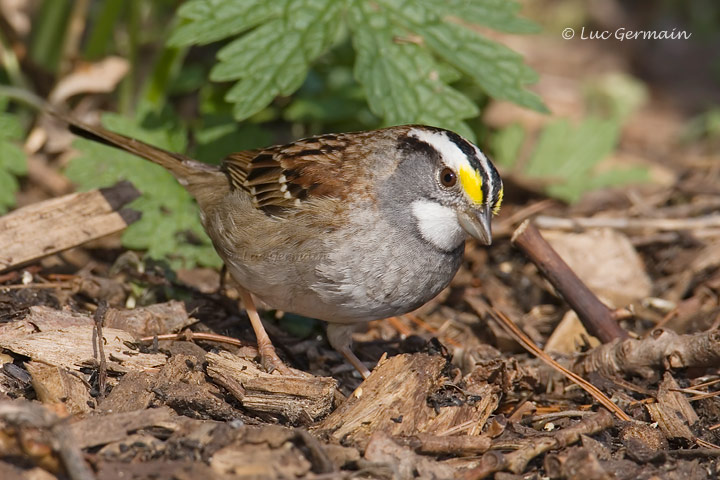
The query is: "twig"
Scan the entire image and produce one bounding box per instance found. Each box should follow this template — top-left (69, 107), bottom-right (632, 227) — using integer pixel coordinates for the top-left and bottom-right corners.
top-left (511, 220), bottom-right (629, 343)
top-left (139, 330), bottom-right (254, 349)
top-left (93, 301), bottom-right (108, 400)
top-left (534, 214), bottom-right (720, 232)
top-left (460, 409), bottom-right (614, 479)
top-left (52, 419), bottom-right (97, 480)
top-left (493, 198), bottom-right (556, 237)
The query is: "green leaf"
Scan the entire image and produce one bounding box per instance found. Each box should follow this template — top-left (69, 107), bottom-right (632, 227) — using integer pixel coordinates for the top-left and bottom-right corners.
top-left (445, 0), bottom-right (540, 34)
top-left (65, 112), bottom-right (221, 268)
top-left (196, 0), bottom-right (345, 121)
top-left (169, 0), bottom-right (285, 46)
top-left (0, 111), bottom-right (27, 213)
top-left (348, 0), bottom-right (478, 138)
top-left (374, 0), bottom-right (546, 112)
top-left (491, 123), bottom-right (525, 168)
top-left (0, 166), bottom-right (20, 214)
top-left (522, 117), bottom-right (649, 203)
top-left (169, 0), bottom-right (545, 131)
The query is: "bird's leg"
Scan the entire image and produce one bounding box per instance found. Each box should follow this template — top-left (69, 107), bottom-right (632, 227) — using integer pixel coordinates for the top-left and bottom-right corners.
top-left (237, 287), bottom-right (292, 375)
top-left (326, 324), bottom-right (371, 379)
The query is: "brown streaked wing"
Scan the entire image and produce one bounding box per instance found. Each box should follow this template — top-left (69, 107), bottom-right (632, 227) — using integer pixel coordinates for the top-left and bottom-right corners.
top-left (221, 134), bottom-right (352, 212)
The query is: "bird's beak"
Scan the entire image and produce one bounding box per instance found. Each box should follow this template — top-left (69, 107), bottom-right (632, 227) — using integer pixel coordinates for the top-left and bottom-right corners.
top-left (457, 206), bottom-right (492, 246)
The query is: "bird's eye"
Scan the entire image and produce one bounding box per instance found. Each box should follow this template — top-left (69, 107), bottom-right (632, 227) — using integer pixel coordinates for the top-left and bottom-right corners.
top-left (439, 167), bottom-right (457, 187)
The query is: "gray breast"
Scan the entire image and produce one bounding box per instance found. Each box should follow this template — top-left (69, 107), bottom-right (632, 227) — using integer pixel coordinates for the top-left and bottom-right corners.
top-left (311, 212), bottom-right (464, 323)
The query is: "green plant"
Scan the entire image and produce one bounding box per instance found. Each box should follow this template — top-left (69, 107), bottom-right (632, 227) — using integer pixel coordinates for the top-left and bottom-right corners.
top-left (169, 0), bottom-right (546, 139)
top-left (0, 100), bottom-right (27, 214)
top-left (7, 0), bottom-right (546, 267)
top-left (65, 109), bottom-right (221, 268)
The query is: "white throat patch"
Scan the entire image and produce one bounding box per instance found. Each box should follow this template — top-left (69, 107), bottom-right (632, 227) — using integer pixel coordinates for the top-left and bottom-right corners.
top-left (411, 199), bottom-right (465, 251)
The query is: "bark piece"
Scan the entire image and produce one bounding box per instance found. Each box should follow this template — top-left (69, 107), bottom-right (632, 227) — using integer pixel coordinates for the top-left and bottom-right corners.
top-left (95, 460), bottom-right (215, 480)
top-left (316, 353), bottom-right (499, 449)
top-left (619, 422), bottom-right (668, 463)
top-left (210, 429), bottom-right (312, 478)
top-left (0, 181), bottom-right (140, 273)
top-left (25, 362), bottom-right (93, 414)
top-left (364, 431), bottom-right (455, 480)
top-left (205, 350), bottom-right (336, 424)
top-left (544, 446), bottom-right (612, 480)
top-left (68, 406), bottom-right (178, 449)
top-left (0, 306), bottom-right (93, 338)
top-left (105, 300), bottom-right (195, 337)
top-left (573, 329), bottom-right (720, 379)
top-left (98, 371), bottom-right (155, 413)
top-left (0, 325), bottom-right (166, 374)
top-left (646, 372), bottom-right (698, 442)
top-left (152, 354), bottom-right (240, 421)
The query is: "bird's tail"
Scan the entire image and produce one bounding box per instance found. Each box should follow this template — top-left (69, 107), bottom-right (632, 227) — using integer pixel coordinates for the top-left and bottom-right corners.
top-left (51, 109), bottom-right (217, 183)
top-left (0, 85), bottom-right (217, 184)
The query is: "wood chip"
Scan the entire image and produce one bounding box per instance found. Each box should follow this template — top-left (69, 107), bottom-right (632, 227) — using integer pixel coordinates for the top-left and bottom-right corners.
top-left (316, 353), bottom-right (499, 449)
top-left (68, 406), bottom-right (178, 449)
top-left (25, 362), bottom-right (93, 415)
top-left (0, 325), bottom-right (166, 374)
top-left (205, 351), bottom-right (336, 424)
top-left (0, 182), bottom-right (140, 273)
top-left (646, 372), bottom-right (698, 441)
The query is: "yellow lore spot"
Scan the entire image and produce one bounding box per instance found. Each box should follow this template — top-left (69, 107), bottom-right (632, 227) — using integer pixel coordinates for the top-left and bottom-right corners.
top-left (459, 165), bottom-right (483, 205)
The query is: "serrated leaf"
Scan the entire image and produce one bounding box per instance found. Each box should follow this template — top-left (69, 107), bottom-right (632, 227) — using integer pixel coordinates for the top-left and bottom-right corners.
top-left (204, 0), bottom-right (344, 121)
top-left (65, 113), bottom-right (221, 268)
top-left (364, 0), bottom-right (546, 113)
top-left (169, 0), bottom-right (545, 130)
top-left (169, 0), bottom-right (285, 46)
top-left (445, 0), bottom-right (540, 34)
top-left (348, 0), bottom-right (478, 138)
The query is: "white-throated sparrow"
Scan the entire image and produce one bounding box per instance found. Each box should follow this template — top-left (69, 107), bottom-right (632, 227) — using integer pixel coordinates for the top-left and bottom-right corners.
top-left (60, 113), bottom-right (503, 378)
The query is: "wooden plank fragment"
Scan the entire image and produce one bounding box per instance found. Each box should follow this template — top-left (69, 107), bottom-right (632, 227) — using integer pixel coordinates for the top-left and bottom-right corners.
top-left (68, 406), bottom-right (178, 449)
top-left (0, 181), bottom-right (140, 272)
top-left (206, 350), bottom-right (337, 424)
top-left (0, 325), bottom-right (166, 373)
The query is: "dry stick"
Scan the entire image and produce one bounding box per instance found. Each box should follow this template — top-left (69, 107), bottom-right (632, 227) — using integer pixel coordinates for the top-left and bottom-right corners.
top-left (511, 220), bottom-right (629, 343)
top-left (460, 409), bottom-right (614, 479)
top-left (534, 214), bottom-right (720, 232)
top-left (93, 301), bottom-right (108, 400)
top-left (139, 331), bottom-right (255, 349)
top-left (473, 302), bottom-right (630, 422)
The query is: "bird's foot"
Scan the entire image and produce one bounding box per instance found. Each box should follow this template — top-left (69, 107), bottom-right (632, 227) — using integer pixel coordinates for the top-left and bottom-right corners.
top-left (257, 341), bottom-right (294, 376)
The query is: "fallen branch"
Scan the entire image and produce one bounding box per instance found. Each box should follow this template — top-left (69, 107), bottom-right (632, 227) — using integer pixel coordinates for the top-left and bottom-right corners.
top-left (572, 329), bottom-right (720, 379)
top-left (511, 220), bottom-right (629, 343)
top-left (534, 214), bottom-right (720, 232)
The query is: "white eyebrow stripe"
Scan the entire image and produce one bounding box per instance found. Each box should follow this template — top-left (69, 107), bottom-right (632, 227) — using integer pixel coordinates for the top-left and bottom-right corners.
top-left (409, 127), bottom-right (499, 204)
top-left (408, 128), bottom-right (470, 173)
top-left (472, 143), bottom-right (497, 202)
